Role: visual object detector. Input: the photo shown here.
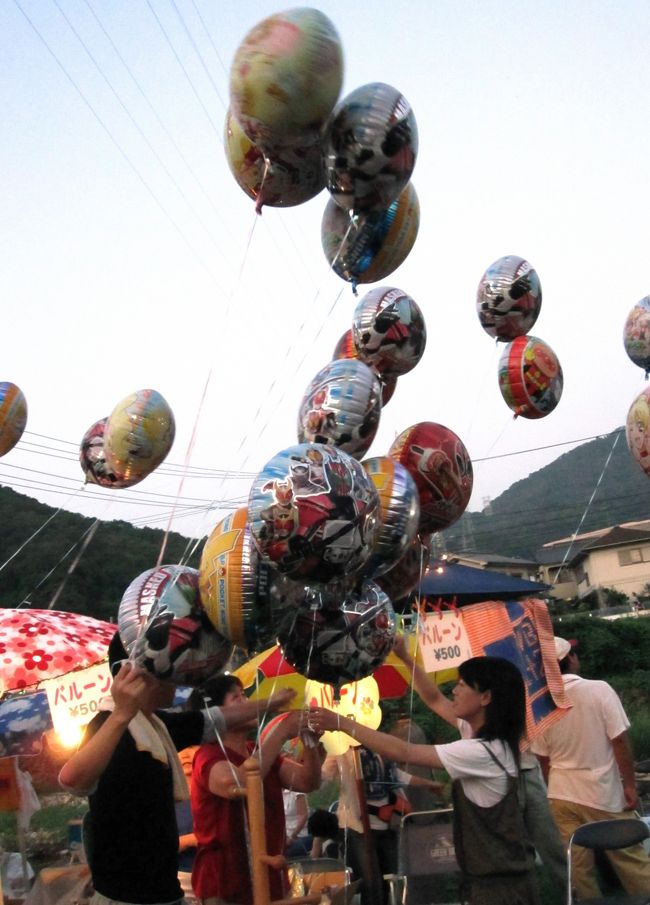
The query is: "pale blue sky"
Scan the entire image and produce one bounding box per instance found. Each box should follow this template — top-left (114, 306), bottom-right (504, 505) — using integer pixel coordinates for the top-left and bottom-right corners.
top-left (2, 0), bottom-right (649, 542)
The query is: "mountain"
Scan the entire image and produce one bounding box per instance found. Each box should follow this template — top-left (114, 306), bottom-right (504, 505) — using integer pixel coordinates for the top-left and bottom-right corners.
top-left (1, 428), bottom-right (649, 620)
top-left (440, 428), bottom-right (650, 558)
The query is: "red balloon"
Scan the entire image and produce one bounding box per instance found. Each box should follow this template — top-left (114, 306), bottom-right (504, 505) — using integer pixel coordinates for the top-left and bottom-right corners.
top-left (389, 422), bottom-right (473, 533)
top-left (498, 335), bottom-right (563, 419)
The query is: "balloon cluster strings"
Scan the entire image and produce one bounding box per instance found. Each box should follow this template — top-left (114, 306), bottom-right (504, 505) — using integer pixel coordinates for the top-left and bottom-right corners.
top-left (551, 430), bottom-right (621, 584)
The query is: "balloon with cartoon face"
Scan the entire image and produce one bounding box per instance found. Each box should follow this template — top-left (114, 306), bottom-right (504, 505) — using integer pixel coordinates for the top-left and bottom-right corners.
top-left (626, 386), bottom-right (650, 476)
top-left (477, 256), bottom-right (542, 341)
top-left (79, 417), bottom-right (138, 489)
top-left (352, 286), bottom-right (426, 379)
top-left (277, 580), bottom-right (396, 686)
top-left (298, 359), bottom-right (382, 459)
top-left (389, 422), bottom-right (473, 533)
top-left (332, 331), bottom-right (398, 406)
top-left (104, 389), bottom-right (175, 483)
top-left (623, 296), bottom-right (650, 377)
top-left (118, 565), bottom-right (230, 686)
top-left (361, 456), bottom-right (420, 577)
top-left (498, 335), bottom-right (563, 419)
top-left (248, 443), bottom-right (380, 583)
top-left (324, 82), bottom-right (418, 213)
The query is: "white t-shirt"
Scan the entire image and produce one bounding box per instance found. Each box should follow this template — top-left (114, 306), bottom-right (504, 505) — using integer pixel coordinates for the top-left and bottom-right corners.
top-left (283, 789), bottom-right (308, 838)
top-left (435, 735), bottom-right (517, 807)
top-left (530, 674), bottom-right (630, 812)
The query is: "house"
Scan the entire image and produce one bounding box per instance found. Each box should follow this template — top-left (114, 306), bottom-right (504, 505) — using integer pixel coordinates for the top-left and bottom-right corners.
top-left (536, 519), bottom-right (650, 601)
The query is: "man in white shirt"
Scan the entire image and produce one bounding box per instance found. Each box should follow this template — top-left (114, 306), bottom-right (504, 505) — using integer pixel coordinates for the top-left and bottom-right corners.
top-left (531, 635), bottom-right (650, 899)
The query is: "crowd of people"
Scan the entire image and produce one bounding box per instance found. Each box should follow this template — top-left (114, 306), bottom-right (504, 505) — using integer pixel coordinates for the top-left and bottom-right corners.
top-left (58, 630), bottom-right (650, 905)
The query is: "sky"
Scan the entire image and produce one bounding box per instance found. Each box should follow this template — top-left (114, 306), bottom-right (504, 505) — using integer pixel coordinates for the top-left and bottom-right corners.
top-left (2, 0), bottom-right (650, 553)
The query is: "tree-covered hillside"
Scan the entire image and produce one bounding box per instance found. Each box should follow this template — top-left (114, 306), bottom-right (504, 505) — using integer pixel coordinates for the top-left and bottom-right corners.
top-left (0, 487), bottom-right (200, 621)
top-left (442, 429), bottom-right (650, 557)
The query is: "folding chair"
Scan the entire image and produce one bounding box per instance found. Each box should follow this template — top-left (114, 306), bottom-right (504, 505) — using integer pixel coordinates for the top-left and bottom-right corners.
top-left (566, 818), bottom-right (650, 905)
top-left (388, 807), bottom-right (460, 905)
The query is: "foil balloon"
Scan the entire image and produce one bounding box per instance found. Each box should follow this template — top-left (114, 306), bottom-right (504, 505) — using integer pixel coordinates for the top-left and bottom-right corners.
top-left (389, 422), bottom-right (473, 533)
top-left (321, 182), bottom-right (419, 288)
top-left (376, 532), bottom-right (432, 604)
top-left (79, 417), bottom-right (138, 489)
top-left (0, 382), bottom-right (27, 457)
top-left (324, 82), bottom-right (418, 212)
top-left (277, 581), bottom-right (396, 686)
top-left (199, 507), bottom-right (285, 651)
top-left (623, 296), bottom-right (650, 377)
top-left (476, 255), bottom-right (542, 341)
top-left (224, 109), bottom-right (325, 211)
top-left (352, 286), bottom-right (426, 378)
top-left (118, 565), bottom-right (231, 686)
top-left (626, 387), bottom-right (650, 476)
top-left (297, 358), bottom-right (382, 459)
top-left (362, 456), bottom-right (420, 577)
top-left (248, 443), bottom-right (380, 583)
top-left (104, 389), bottom-right (175, 483)
top-left (229, 8), bottom-right (343, 150)
top-left (498, 335), bottom-right (563, 419)
top-left (332, 331), bottom-right (397, 406)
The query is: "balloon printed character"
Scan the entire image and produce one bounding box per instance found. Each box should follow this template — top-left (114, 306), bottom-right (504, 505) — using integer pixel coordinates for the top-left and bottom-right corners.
top-left (623, 296), bottom-right (650, 377)
top-left (626, 388), bottom-right (650, 476)
top-left (477, 255), bottom-right (542, 341)
top-left (352, 286), bottom-right (426, 379)
top-left (498, 335), bottom-right (563, 419)
top-left (0, 382), bottom-right (27, 458)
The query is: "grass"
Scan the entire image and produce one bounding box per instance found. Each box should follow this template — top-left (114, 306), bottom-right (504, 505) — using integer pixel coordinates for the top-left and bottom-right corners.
top-left (0, 794), bottom-right (87, 872)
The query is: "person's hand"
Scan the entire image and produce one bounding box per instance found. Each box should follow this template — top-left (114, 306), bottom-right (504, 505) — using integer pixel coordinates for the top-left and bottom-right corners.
top-left (110, 662), bottom-right (152, 722)
top-left (392, 634), bottom-right (411, 662)
top-left (268, 687), bottom-right (297, 712)
top-left (623, 780), bottom-right (640, 811)
top-left (307, 707), bottom-right (341, 734)
top-left (278, 709), bottom-right (306, 739)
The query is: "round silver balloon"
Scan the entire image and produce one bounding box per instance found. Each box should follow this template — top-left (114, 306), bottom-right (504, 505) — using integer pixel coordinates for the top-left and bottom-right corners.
top-left (297, 358), bottom-right (382, 459)
top-left (248, 443), bottom-right (380, 584)
top-left (118, 565), bottom-right (231, 686)
top-left (361, 456), bottom-right (420, 577)
top-left (277, 580), bottom-right (396, 686)
top-left (352, 286), bottom-right (426, 379)
top-left (376, 533), bottom-right (432, 604)
top-left (324, 82), bottom-right (418, 213)
top-left (476, 255), bottom-right (542, 341)
top-left (321, 183), bottom-right (420, 287)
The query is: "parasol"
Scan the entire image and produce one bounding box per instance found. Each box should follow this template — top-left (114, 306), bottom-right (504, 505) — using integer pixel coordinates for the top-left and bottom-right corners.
top-left (0, 608), bottom-right (116, 696)
top-left (233, 639), bottom-right (456, 704)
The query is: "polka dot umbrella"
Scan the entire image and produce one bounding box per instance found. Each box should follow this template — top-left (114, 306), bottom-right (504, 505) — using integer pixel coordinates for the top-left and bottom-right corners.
top-left (0, 609), bottom-right (116, 696)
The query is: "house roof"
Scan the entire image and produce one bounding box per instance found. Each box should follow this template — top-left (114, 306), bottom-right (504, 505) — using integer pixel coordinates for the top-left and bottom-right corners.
top-left (455, 552), bottom-right (540, 568)
top-left (418, 561), bottom-right (550, 601)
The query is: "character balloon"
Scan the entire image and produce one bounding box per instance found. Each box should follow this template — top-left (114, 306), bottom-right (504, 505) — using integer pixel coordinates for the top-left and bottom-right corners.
top-left (623, 296), bottom-right (650, 377)
top-left (376, 532), bottom-right (432, 604)
top-left (626, 387), bottom-right (650, 476)
top-left (352, 286), bottom-right (426, 378)
top-left (0, 383), bottom-right (27, 457)
top-left (229, 8), bottom-right (343, 151)
top-left (477, 256), bottom-right (542, 341)
top-left (322, 183), bottom-right (420, 289)
top-left (118, 565), bottom-right (231, 686)
top-left (332, 331), bottom-right (397, 406)
top-left (104, 389), bottom-right (175, 483)
top-left (324, 82), bottom-right (418, 212)
top-left (498, 335), bottom-right (563, 419)
top-left (297, 358), bottom-right (382, 459)
top-left (224, 110), bottom-right (325, 211)
top-left (248, 443), bottom-right (380, 583)
top-left (361, 456), bottom-right (420, 577)
top-left (79, 417), bottom-right (138, 489)
top-left (389, 422), bottom-right (473, 533)
top-left (277, 581), bottom-right (396, 686)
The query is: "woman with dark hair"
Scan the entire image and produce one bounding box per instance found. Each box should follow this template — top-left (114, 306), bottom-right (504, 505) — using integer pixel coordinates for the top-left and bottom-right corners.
top-left (308, 655), bottom-right (539, 905)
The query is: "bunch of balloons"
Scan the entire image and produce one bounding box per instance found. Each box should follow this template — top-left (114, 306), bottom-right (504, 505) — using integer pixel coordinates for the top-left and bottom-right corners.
top-left (476, 255), bottom-right (564, 419)
top-left (0, 382), bottom-right (27, 457)
top-left (623, 296), bottom-right (650, 476)
top-left (79, 389), bottom-right (175, 488)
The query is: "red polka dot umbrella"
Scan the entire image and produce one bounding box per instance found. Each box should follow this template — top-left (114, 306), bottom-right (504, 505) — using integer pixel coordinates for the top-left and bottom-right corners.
top-left (0, 609), bottom-right (116, 696)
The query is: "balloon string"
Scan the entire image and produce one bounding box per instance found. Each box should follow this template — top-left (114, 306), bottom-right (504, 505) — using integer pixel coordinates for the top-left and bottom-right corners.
top-left (156, 369), bottom-right (213, 568)
top-left (551, 430), bottom-right (621, 583)
top-left (255, 156), bottom-right (271, 215)
top-left (47, 520), bottom-right (101, 610)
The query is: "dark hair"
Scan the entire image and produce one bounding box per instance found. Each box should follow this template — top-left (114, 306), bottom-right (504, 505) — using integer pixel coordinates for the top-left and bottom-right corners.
top-left (458, 656), bottom-right (526, 766)
top-left (308, 809), bottom-right (339, 839)
top-left (108, 631), bottom-right (128, 672)
top-left (188, 674), bottom-right (243, 709)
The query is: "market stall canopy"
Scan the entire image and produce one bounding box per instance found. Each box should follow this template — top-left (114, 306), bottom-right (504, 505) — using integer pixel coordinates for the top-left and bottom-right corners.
top-left (418, 562), bottom-right (550, 603)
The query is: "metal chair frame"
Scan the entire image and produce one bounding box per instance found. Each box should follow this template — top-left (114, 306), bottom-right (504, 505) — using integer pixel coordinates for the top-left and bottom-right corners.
top-left (566, 817), bottom-right (650, 905)
top-left (389, 807), bottom-right (459, 905)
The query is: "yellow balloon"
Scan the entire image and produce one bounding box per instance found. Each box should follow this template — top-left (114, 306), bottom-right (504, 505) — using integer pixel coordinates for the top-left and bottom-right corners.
top-left (104, 389), bottom-right (175, 483)
top-left (305, 676), bottom-right (381, 756)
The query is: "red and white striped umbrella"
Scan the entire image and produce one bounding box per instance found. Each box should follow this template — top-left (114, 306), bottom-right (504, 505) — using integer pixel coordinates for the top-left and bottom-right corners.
top-left (0, 608), bottom-right (116, 695)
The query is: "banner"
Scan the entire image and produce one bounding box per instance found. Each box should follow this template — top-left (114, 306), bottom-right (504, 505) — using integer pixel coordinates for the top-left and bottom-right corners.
top-left (41, 662), bottom-right (112, 744)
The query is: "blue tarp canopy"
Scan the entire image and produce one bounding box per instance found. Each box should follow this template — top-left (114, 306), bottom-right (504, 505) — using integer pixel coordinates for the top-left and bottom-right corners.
top-left (417, 562), bottom-right (550, 602)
